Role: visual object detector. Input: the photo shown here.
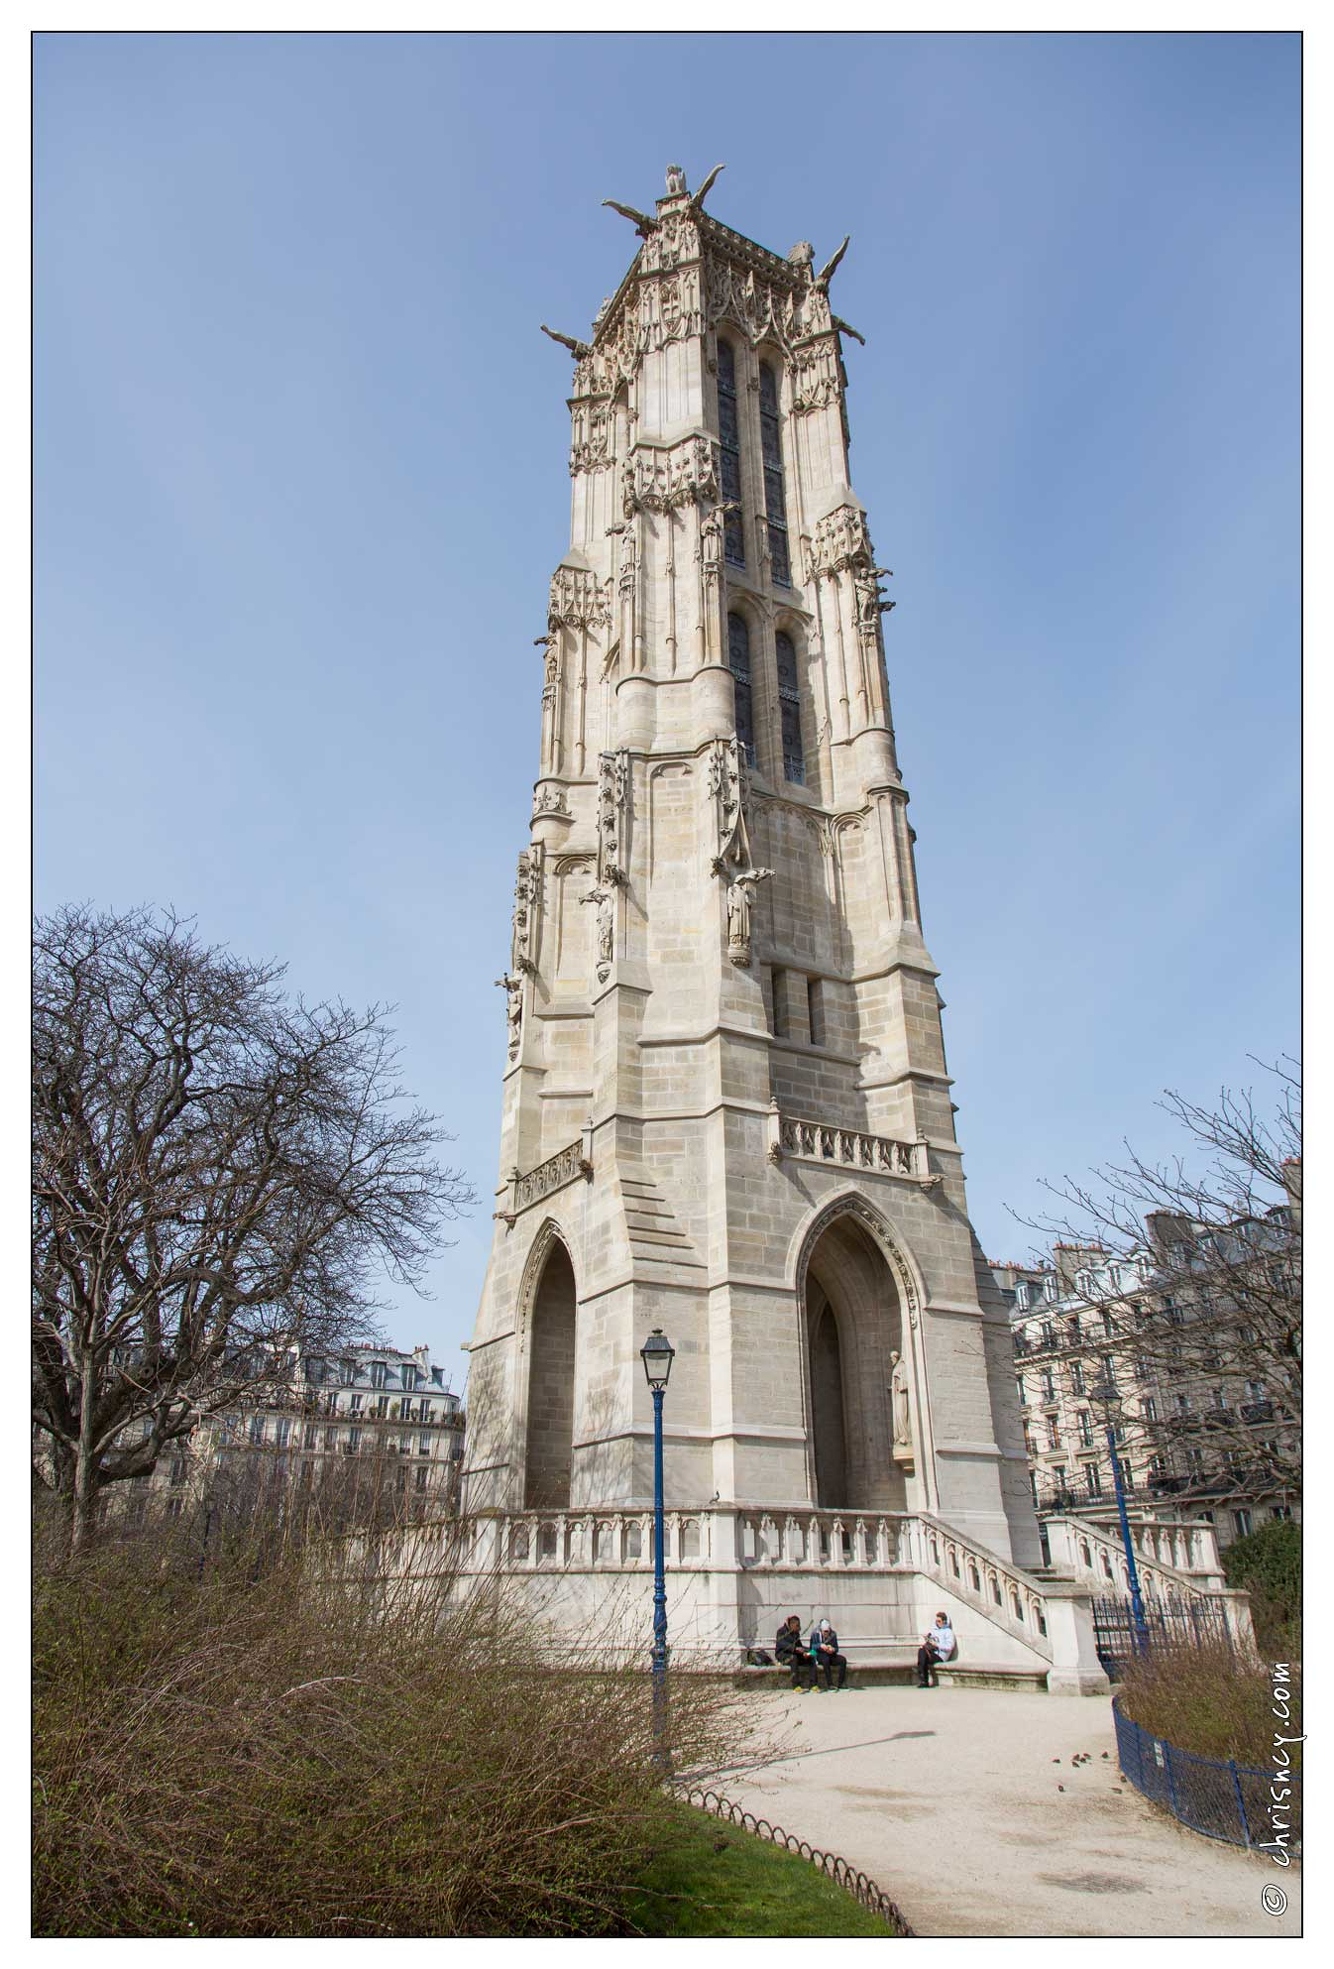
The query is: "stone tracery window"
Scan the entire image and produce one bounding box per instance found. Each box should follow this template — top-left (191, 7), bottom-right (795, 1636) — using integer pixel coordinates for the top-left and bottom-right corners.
top-left (775, 629), bottom-right (804, 782)
top-left (717, 340), bottom-right (745, 566)
top-left (727, 611), bottom-right (756, 767)
top-left (759, 361), bottom-right (790, 584)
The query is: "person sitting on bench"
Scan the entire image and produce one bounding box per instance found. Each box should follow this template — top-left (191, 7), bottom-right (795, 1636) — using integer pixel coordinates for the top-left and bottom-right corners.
top-left (916, 1611), bottom-right (955, 1687)
top-left (811, 1618), bottom-right (848, 1690)
top-left (775, 1613), bottom-right (815, 1690)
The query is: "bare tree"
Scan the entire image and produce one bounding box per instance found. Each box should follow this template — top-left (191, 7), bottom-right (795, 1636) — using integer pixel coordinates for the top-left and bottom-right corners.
top-left (33, 904), bottom-right (475, 1550)
top-left (1021, 1062), bottom-right (1301, 1503)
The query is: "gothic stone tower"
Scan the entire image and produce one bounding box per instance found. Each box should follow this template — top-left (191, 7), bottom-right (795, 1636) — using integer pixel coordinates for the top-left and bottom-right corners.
top-left (464, 164), bottom-right (1039, 1574)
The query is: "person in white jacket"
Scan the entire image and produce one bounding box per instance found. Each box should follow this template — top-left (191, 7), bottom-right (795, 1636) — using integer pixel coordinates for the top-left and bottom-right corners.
top-left (916, 1612), bottom-right (955, 1687)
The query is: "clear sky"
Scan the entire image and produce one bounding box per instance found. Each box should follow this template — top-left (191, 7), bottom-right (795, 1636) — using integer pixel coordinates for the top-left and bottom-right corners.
top-left (35, 31), bottom-right (1300, 1378)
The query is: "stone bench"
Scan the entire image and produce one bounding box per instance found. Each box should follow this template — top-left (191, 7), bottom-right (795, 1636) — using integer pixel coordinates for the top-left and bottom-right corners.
top-left (730, 1659), bottom-right (1050, 1693)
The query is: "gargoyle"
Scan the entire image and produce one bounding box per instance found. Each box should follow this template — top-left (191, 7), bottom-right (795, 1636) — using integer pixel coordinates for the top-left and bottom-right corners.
top-left (540, 324), bottom-right (592, 358)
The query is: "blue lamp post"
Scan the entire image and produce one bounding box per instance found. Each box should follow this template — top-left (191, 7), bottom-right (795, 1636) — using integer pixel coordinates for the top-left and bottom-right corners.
top-left (640, 1326), bottom-right (675, 1765)
top-left (1090, 1375), bottom-right (1150, 1656)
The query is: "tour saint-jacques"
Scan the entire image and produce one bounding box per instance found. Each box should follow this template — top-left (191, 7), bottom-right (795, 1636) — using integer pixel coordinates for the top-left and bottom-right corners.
top-left (385, 165), bottom-right (1253, 1690)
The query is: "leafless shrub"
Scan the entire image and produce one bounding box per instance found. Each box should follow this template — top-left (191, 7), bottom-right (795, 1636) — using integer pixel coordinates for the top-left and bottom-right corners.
top-left (32, 1516), bottom-right (747, 1937)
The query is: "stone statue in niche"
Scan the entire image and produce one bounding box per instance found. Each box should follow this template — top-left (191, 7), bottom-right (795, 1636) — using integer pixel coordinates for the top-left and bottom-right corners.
top-left (581, 883), bottom-right (615, 981)
top-left (495, 973), bottom-right (524, 1060)
top-left (724, 866), bottom-right (772, 966)
top-left (889, 1350), bottom-right (915, 1466)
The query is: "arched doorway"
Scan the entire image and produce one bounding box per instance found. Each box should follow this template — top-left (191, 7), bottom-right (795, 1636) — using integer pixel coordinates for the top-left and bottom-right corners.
top-left (523, 1239), bottom-right (577, 1509)
top-left (803, 1208), bottom-right (912, 1512)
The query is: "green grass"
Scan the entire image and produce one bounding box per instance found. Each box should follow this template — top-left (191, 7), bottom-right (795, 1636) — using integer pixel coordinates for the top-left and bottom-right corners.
top-left (622, 1801), bottom-right (900, 1937)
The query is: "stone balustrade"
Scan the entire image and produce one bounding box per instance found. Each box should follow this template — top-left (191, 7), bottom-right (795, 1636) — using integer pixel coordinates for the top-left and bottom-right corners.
top-left (1043, 1514), bottom-right (1244, 1631)
top-left (768, 1109), bottom-right (930, 1180)
top-left (506, 1137), bottom-right (593, 1219)
top-left (451, 1505), bottom-right (1054, 1662)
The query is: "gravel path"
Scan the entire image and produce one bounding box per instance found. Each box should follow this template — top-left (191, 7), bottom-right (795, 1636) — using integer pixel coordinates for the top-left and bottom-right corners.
top-left (710, 1686), bottom-right (1300, 1937)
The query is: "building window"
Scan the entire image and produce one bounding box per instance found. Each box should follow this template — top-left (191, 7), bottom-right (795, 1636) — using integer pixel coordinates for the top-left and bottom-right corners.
top-left (418, 1433), bottom-right (432, 1457)
top-left (348, 1427), bottom-right (362, 1453)
top-left (727, 613), bottom-right (756, 767)
top-left (1213, 1387), bottom-right (1228, 1409)
top-left (303, 1423), bottom-right (319, 1449)
top-left (415, 1466), bottom-right (430, 1491)
top-left (1271, 1504), bottom-right (1292, 1521)
top-left (775, 630), bottom-right (805, 782)
top-left (274, 1416), bottom-right (291, 1448)
top-left (1015, 1282), bottom-right (1030, 1311)
top-left (1233, 1508), bottom-right (1253, 1540)
top-left (1015, 1375), bottom-right (1026, 1407)
top-left (1070, 1362), bottom-right (1085, 1396)
top-left (1176, 1393), bottom-right (1191, 1414)
top-left (248, 1415), bottom-right (265, 1446)
top-left (370, 1361), bottom-right (387, 1390)
top-left (402, 1364), bottom-right (418, 1391)
top-left (717, 340), bottom-right (745, 566)
top-left (1085, 1464), bottom-right (1103, 1498)
top-left (1041, 1321), bottom-right (1055, 1350)
top-left (1102, 1310), bottom-right (1116, 1339)
top-left (349, 1393), bottom-right (363, 1414)
top-left (1078, 1411), bottom-right (1093, 1447)
top-left (1041, 1370), bottom-right (1055, 1403)
top-left (168, 1457), bottom-right (188, 1489)
top-left (758, 363), bottom-right (790, 584)
top-left (1046, 1422), bottom-right (1061, 1451)
top-left (806, 974), bottom-right (825, 1046)
top-left (324, 1427), bottom-right (338, 1451)
top-left (1142, 1397), bottom-right (1158, 1422)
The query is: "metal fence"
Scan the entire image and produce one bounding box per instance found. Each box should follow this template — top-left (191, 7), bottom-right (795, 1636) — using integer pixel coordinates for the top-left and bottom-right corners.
top-left (1113, 1697), bottom-right (1299, 1851)
top-left (673, 1783), bottom-right (916, 1934)
top-left (1091, 1592), bottom-right (1233, 1679)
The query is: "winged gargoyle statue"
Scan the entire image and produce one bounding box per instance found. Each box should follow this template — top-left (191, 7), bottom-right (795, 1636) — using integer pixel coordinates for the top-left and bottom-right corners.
top-left (688, 163), bottom-right (725, 212)
top-left (601, 198), bottom-right (659, 237)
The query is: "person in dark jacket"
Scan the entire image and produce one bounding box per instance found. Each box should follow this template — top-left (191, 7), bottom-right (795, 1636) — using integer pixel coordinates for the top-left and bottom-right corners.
top-left (775, 1614), bottom-right (814, 1690)
top-left (811, 1618), bottom-right (848, 1690)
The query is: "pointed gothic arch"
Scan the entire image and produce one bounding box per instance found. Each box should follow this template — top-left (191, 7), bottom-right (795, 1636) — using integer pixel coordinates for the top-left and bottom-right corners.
top-left (518, 1220), bottom-right (579, 1510)
top-left (791, 1192), bottom-right (937, 1513)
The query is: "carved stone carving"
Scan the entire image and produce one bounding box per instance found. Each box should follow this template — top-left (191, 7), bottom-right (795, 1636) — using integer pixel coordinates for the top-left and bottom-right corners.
top-left (548, 565), bottom-right (612, 631)
top-left (807, 503), bottom-right (876, 579)
top-left (724, 865), bottom-right (772, 967)
top-left (707, 735), bottom-right (749, 872)
top-left (789, 334), bottom-right (843, 413)
top-left (596, 747), bottom-right (630, 887)
top-left (581, 883), bottom-right (615, 982)
top-left (622, 435), bottom-right (719, 516)
top-left (495, 972), bottom-right (524, 1061)
top-left (889, 1350), bottom-right (915, 1467)
top-left (569, 394), bottom-right (613, 475)
top-left (510, 843), bottom-right (544, 976)
top-left (532, 784), bottom-right (571, 819)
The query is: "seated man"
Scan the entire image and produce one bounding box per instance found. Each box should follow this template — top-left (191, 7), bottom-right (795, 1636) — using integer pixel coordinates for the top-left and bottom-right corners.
top-left (916, 1611), bottom-right (956, 1687)
top-left (811, 1617), bottom-right (848, 1691)
top-left (775, 1613), bottom-right (814, 1690)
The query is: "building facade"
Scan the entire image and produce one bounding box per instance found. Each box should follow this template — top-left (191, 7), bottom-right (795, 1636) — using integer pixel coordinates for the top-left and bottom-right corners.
top-left (994, 1221), bottom-right (1300, 1554)
top-left (117, 1342), bottom-right (465, 1530)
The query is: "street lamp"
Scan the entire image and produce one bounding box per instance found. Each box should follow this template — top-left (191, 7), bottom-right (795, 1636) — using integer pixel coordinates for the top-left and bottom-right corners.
top-left (640, 1327), bottom-right (675, 1764)
top-left (1089, 1375), bottom-right (1150, 1655)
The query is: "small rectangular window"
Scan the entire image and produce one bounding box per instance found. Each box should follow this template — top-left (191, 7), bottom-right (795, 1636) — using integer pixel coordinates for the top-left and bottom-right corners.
top-left (771, 966), bottom-right (789, 1038)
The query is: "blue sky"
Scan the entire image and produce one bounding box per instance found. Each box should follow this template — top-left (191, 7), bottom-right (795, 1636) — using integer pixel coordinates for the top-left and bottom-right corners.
top-left (34, 32), bottom-right (1299, 1375)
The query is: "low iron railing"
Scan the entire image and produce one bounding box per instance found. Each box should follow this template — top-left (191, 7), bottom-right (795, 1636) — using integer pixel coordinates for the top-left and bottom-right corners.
top-left (674, 1783), bottom-right (916, 1933)
top-left (1113, 1696), bottom-right (1299, 1852)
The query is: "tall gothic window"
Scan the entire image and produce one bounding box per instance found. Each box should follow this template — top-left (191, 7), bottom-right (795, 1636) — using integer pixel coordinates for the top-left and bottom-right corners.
top-left (727, 612), bottom-right (755, 767)
top-left (758, 362), bottom-right (790, 585)
top-left (717, 340), bottom-right (745, 566)
top-left (775, 630), bottom-right (804, 782)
